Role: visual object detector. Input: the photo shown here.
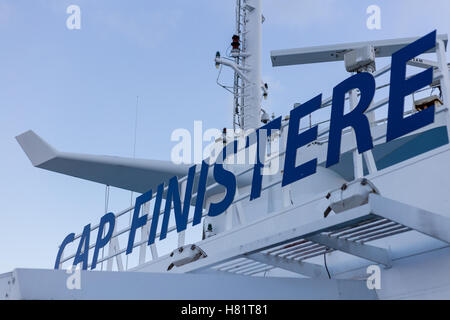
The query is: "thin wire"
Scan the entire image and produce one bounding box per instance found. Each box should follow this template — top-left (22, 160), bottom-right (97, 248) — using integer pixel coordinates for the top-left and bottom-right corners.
top-left (324, 250), bottom-right (331, 279)
top-left (216, 65), bottom-right (235, 94)
top-left (132, 96), bottom-right (139, 159)
top-left (126, 96), bottom-right (139, 270)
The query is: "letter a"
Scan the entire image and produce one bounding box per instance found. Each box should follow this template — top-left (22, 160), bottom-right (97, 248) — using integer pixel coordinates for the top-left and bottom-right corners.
top-left (66, 266), bottom-right (81, 290)
top-left (66, 5), bottom-right (81, 30)
top-left (366, 5), bottom-right (381, 30)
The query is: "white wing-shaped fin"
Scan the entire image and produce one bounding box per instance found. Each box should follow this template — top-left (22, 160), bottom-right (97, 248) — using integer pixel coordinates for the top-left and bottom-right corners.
top-left (16, 130), bottom-right (191, 193)
top-left (16, 130), bottom-right (58, 167)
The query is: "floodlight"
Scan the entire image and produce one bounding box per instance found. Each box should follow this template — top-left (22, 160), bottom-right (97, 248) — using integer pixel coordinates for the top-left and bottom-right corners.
top-left (344, 45), bottom-right (376, 73)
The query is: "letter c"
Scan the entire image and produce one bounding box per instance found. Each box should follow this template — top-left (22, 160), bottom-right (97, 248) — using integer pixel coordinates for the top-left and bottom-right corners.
top-left (54, 233), bottom-right (75, 269)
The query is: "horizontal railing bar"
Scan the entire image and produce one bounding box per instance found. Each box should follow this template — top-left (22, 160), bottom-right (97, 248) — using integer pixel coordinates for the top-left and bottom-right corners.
top-left (328, 218), bottom-right (384, 237)
top-left (295, 249), bottom-right (332, 261)
top-left (293, 248), bottom-right (329, 261)
top-left (213, 258), bottom-right (248, 270)
top-left (360, 228), bottom-right (411, 243)
top-left (264, 239), bottom-right (310, 255)
top-left (348, 225), bottom-right (407, 242)
top-left (267, 240), bottom-right (312, 256)
top-left (334, 220), bottom-right (392, 238)
top-left (245, 266), bottom-right (275, 276)
top-left (340, 222), bottom-right (398, 240)
top-left (280, 243), bottom-right (323, 259)
top-left (235, 263), bottom-right (268, 274)
top-left (285, 245), bottom-right (326, 260)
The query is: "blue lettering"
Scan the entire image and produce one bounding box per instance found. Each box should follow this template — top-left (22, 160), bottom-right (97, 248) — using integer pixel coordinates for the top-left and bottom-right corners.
top-left (327, 72), bottom-right (376, 167)
top-left (208, 163), bottom-right (236, 217)
top-left (250, 117), bottom-right (282, 200)
top-left (126, 190), bottom-right (152, 255)
top-left (160, 165), bottom-right (196, 240)
top-left (91, 212), bottom-right (115, 269)
top-left (387, 30), bottom-right (436, 142)
top-left (73, 224), bottom-right (90, 270)
top-left (193, 161), bottom-right (210, 226)
top-left (148, 184), bottom-right (164, 245)
top-left (54, 233), bottom-right (75, 269)
top-left (282, 94), bottom-right (322, 187)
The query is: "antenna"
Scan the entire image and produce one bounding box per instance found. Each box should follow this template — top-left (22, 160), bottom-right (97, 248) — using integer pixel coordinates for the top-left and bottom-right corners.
top-left (126, 95), bottom-right (139, 270)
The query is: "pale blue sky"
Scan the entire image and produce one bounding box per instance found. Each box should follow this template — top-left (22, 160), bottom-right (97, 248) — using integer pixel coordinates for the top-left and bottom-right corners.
top-left (1, 0), bottom-right (450, 273)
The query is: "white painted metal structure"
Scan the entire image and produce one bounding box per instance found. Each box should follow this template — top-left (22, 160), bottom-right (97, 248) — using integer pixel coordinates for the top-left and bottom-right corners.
top-left (240, 0), bottom-right (263, 130)
top-left (3, 1), bottom-right (450, 300)
top-left (0, 268), bottom-right (377, 300)
top-left (215, 0), bottom-right (263, 130)
top-left (271, 35), bottom-right (449, 67)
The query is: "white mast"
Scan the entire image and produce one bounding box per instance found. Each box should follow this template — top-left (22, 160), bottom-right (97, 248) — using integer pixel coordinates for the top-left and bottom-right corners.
top-left (215, 0), bottom-right (264, 131)
top-left (241, 0), bottom-right (263, 130)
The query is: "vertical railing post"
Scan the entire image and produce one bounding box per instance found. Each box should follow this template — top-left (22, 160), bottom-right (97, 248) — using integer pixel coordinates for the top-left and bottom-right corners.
top-left (58, 248), bottom-right (64, 270)
top-left (437, 40), bottom-right (450, 103)
top-left (178, 180), bottom-right (187, 247)
top-left (436, 39), bottom-right (450, 138)
top-left (138, 202), bottom-right (151, 265)
top-left (350, 89), bottom-right (364, 179)
top-left (281, 125), bottom-right (293, 207)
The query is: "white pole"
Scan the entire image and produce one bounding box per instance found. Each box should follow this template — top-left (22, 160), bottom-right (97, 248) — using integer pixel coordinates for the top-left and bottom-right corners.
top-left (242, 0), bottom-right (262, 130)
top-left (349, 89), bottom-right (364, 179)
top-left (138, 202), bottom-right (151, 265)
top-left (437, 40), bottom-right (450, 106)
top-left (436, 39), bottom-right (450, 140)
top-left (178, 180), bottom-right (187, 247)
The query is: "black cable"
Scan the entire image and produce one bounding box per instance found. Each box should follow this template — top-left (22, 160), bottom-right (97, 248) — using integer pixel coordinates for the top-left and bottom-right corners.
top-left (324, 251), bottom-right (331, 279)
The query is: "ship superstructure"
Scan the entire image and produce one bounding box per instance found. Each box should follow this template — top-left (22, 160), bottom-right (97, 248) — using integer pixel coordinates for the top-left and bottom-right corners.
top-left (2, 0), bottom-right (450, 299)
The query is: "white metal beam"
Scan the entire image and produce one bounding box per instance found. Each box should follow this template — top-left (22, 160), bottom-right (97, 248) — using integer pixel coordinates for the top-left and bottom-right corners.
top-left (246, 253), bottom-right (329, 278)
top-left (437, 39), bottom-right (450, 109)
top-left (407, 58), bottom-right (439, 69)
top-left (271, 34), bottom-right (448, 67)
top-left (369, 194), bottom-right (450, 244)
top-left (106, 236), bottom-right (124, 271)
top-left (152, 204), bottom-right (374, 274)
top-left (350, 88), bottom-right (364, 179)
top-left (1, 268), bottom-right (378, 300)
top-left (139, 202), bottom-right (151, 265)
top-left (305, 234), bottom-right (392, 268)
